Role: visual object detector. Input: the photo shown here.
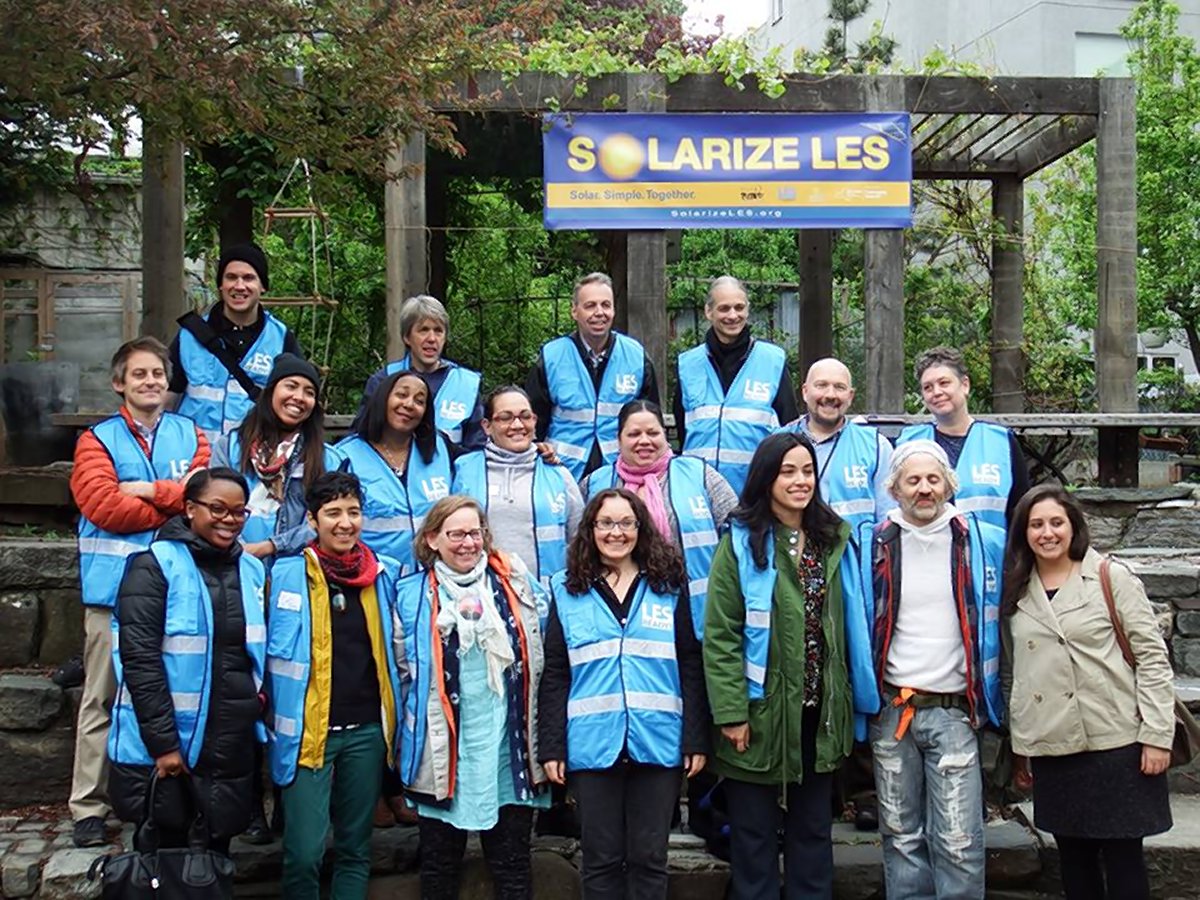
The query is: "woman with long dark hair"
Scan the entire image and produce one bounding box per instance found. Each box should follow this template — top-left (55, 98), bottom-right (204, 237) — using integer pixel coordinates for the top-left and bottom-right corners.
top-left (338, 369), bottom-right (456, 574)
top-left (1001, 484), bottom-right (1174, 900)
top-left (703, 431), bottom-right (853, 899)
top-left (539, 488), bottom-right (708, 899)
top-left (108, 467), bottom-right (266, 856)
top-left (212, 353), bottom-right (341, 561)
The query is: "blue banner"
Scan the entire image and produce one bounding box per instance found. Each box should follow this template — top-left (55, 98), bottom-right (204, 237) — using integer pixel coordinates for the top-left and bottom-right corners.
top-left (543, 112), bottom-right (912, 230)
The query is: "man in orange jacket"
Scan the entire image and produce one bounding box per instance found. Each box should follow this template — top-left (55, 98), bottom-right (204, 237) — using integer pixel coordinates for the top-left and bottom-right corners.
top-left (68, 336), bottom-right (209, 848)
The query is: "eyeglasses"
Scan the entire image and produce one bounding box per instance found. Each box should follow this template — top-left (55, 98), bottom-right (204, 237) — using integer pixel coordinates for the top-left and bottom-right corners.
top-left (490, 411), bottom-right (535, 425)
top-left (190, 499), bottom-right (251, 521)
top-left (594, 518), bottom-right (639, 534)
top-left (444, 528), bottom-right (485, 544)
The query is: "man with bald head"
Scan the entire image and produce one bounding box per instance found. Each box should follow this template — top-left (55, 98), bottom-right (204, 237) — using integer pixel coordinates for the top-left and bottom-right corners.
top-left (781, 357), bottom-right (894, 530)
top-left (675, 275), bottom-right (798, 494)
top-left (863, 440), bottom-right (1006, 899)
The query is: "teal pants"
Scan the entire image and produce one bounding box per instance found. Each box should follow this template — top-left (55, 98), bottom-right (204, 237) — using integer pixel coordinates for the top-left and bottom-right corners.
top-left (281, 724), bottom-right (386, 900)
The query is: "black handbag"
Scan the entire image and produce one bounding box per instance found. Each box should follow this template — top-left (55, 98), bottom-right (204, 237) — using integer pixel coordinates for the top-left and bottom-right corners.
top-left (88, 772), bottom-right (236, 899)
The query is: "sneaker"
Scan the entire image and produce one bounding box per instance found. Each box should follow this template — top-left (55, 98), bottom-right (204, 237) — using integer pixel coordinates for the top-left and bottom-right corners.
top-left (73, 816), bottom-right (108, 848)
top-left (241, 809), bottom-right (274, 845)
top-left (52, 656), bottom-right (85, 689)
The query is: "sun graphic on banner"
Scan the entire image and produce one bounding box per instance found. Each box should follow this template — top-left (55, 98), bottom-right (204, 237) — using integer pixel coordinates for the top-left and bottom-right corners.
top-left (597, 133), bottom-right (645, 180)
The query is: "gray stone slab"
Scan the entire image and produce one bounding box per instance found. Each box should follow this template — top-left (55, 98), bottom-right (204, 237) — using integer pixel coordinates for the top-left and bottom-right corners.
top-left (39, 847), bottom-right (102, 900)
top-left (1082, 514), bottom-right (1126, 550)
top-left (0, 673), bottom-right (64, 730)
top-left (1178, 611), bottom-right (1200, 637)
top-left (11, 837), bottom-right (49, 855)
top-left (37, 587), bottom-right (83, 665)
top-left (1125, 508), bottom-right (1200, 551)
top-left (1175, 639), bottom-right (1200, 678)
top-left (0, 539), bottom-right (80, 588)
top-left (1131, 563), bottom-right (1200, 599)
top-left (0, 591), bottom-right (39, 667)
top-left (1, 854), bottom-right (40, 899)
top-left (0, 724), bottom-right (74, 805)
top-left (1077, 486), bottom-right (1196, 504)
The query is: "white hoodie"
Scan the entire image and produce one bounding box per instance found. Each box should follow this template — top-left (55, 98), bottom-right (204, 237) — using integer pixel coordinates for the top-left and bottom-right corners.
top-left (883, 504), bottom-right (968, 694)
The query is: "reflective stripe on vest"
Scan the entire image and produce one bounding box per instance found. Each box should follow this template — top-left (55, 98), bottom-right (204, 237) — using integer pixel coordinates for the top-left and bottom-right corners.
top-left (543, 334), bottom-right (646, 481)
top-left (265, 552), bottom-right (402, 785)
top-left (386, 357), bottom-right (481, 445)
top-left (897, 422), bottom-right (1013, 529)
top-left (337, 434), bottom-right (452, 575)
top-left (108, 541), bottom-right (266, 768)
top-left (588, 456), bottom-right (718, 640)
top-left (820, 421), bottom-right (884, 532)
top-left (229, 433), bottom-right (344, 545)
top-left (77, 414), bottom-right (198, 609)
top-left (551, 571), bottom-right (683, 771)
top-left (452, 451), bottom-right (569, 586)
top-left (730, 521), bottom-right (776, 700)
top-left (678, 340), bottom-right (786, 496)
top-left (175, 308), bottom-right (287, 439)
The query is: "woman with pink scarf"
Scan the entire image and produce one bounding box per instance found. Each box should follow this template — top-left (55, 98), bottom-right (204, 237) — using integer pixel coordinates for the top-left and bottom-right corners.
top-left (580, 400), bottom-right (737, 640)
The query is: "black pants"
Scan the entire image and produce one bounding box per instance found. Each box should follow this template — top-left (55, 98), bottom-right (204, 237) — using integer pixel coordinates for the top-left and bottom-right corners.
top-left (723, 708), bottom-right (834, 900)
top-left (418, 805), bottom-right (534, 900)
top-left (571, 761), bottom-right (681, 900)
top-left (1056, 835), bottom-right (1150, 900)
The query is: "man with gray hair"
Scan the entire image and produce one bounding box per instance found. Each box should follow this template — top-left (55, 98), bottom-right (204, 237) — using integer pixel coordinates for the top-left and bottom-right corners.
top-left (675, 275), bottom-right (798, 494)
top-left (525, 272), bottom-right (657, 480)
top-left (860, 439), bottom-right (1006, 899)
top-left (354, 294), bottom-right (485, 447)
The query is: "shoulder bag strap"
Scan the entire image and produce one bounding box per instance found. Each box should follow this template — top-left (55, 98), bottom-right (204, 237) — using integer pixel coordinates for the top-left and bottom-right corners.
top-left (177, 311), bottom-right (262, 401)
top-left (1099, 557), bottom-right (1137, 670)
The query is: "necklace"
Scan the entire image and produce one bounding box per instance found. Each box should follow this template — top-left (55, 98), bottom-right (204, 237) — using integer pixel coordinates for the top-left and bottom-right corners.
top-left (786, 528), bottom-right (806, 559)
top-left (374, 439), bottom-right (410, 474)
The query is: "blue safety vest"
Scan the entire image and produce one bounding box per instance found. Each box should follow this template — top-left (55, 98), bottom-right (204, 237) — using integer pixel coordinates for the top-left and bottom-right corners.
top-left (679, 339), bottom-right (786, 495)
top-left (897, 422), bottom-right (1014, 529)
top-left (818, 421), bottom-right (885, 532)
top-left (265, 551), bottom-right (403, 786)
top-left (176, 308), bottom-right (288, 441)
top-left (108, 541), bottom-right (267, 768)
top-left (542, 334), bottom-right (646, 480)
top-left (969, 515), bottom-right (1007, 727)
top-left (452, 450), bottom-right (569, 586)
top-left (227, 433), bottom-right (345, 546)
top-left (588, 456), bottom-right (719, 640)
top-left (336, 434), bottom-right (452, 575)
top-left (386, 356), bottom-right (482, 445)
top-left (550, 572), bottom-right (683, 771)
top-left (843, 519), bottom-right (884, 741)
top-left (77, 414), bottom-right (198, 609)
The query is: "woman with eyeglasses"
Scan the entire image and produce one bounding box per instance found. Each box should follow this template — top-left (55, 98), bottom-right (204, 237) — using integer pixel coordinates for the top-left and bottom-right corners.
top-left (211, 353), bottom-right (343, 564)
top-left (339, 370), bottom-right (456, 575)
top-left (703, 431), bottom-right (854, 899)
top-left (393, 495), bottom-right (548, 899)
top-left (580, 399), bottom-right (738, 638)
top-left (107, 468), bottom-right (267, 857)
top-left (453, 385), bottom-right (584, 587)
top-left (539, 488), bottom-right (708, 900)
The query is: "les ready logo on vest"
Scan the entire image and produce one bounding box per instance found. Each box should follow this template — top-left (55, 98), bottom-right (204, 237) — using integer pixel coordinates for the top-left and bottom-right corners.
top-left (842, 465), bottom-right (869, 490)
top-left (743, 380), bottom-right (772, 403)
top-left (971, 463), bottom-right (1002, 486)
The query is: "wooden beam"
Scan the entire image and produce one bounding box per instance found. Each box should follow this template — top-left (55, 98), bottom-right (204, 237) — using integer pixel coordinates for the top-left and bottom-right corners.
top-left (624, 73), bottom-right (668, 402)
top-left (797, 230), bottom-right (833, 377)
top-left (990, 176), bottom-right (1025, 413)
top-left (1016, 115), bottom-right (1099, 178)
top-left (139, 120), bottom-right (186, 341)
top-left (384, 134), bottom-right (428, 362)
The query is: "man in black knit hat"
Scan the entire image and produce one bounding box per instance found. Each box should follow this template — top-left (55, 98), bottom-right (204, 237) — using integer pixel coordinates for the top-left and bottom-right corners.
top-left (168, 241), bottom-right (304, 441)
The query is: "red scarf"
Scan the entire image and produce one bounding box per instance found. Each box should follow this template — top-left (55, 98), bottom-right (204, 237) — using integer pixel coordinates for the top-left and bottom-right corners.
top-left (309, 541), bottom-right (379, 588)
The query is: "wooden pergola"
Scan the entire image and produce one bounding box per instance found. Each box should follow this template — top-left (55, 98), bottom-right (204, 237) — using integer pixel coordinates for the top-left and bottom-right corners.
top-left (137, 72), bottom-right (1138, 481)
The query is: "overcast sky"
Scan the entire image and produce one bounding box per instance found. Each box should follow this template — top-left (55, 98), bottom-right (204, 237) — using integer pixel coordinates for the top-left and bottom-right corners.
top-left (683, 0), bottom-right (767, 38)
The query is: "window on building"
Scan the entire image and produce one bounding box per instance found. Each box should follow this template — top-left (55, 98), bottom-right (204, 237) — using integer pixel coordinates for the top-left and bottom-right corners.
top-left (772, 0), bottom-right (784, 24)
top-left (1153, 356), bottom-right (1179, 371)
top-left (1075, 32), bottom-right (1133, 76)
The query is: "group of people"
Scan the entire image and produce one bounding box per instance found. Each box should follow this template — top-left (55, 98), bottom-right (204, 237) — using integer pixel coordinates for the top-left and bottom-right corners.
top-left (63, 242), bottom-right (1178, 900)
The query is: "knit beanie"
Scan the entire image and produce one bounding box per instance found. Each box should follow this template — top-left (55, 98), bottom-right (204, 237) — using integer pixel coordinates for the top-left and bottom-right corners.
top-left (217, 241), bottom-right (270, 291)
top-left (265, 353), bottom-right (321, 392)
top-left (889, 439), bottom-right (951, 478)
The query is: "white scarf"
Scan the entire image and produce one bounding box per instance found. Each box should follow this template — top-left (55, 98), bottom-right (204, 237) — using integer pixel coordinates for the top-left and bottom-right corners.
top-left (433, 556), bottom-right (515, 696)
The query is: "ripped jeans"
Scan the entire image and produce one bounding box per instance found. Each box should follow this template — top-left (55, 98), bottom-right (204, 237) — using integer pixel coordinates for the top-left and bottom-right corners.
top-left (870, 700), bottom-right (984, 900)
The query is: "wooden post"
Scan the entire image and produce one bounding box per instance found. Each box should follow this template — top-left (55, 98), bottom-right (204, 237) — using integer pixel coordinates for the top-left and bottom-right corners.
top-left (798, 229), bottom-right (834, 378)
top-left (140, 121), bottom-right (187, 340)
top-left (623, 72), bottom-right (667, 401)
top-left (863, 76), bottom-right (907, 413)
top-left (1095, 78), bottom-right (1138, 486)
top-left (384, 134), bottom-right (428, 362)
top-left (990, 176), bottom-right (1025, 413)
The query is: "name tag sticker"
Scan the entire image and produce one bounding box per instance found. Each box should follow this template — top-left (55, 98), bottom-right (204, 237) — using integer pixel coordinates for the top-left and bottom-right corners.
top-left (278, 591), bottom-right (303, 612)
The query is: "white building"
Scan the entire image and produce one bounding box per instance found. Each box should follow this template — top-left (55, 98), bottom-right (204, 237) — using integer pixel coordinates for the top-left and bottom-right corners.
top-left (754, 0), bottom-right (1200, 77)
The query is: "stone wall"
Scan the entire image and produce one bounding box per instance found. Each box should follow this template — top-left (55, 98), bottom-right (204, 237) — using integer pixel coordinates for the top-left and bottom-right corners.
top-left (0, 539), bottom-right (83, 807)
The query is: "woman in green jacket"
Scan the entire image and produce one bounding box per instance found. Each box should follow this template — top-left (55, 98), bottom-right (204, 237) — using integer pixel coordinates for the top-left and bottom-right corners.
top-left (703, 430), bottom-right (853, 900)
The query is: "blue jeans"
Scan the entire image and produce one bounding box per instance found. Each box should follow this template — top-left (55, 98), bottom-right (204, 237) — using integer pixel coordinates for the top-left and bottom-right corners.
top-left (870, 700), bottom-right (984, 900)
